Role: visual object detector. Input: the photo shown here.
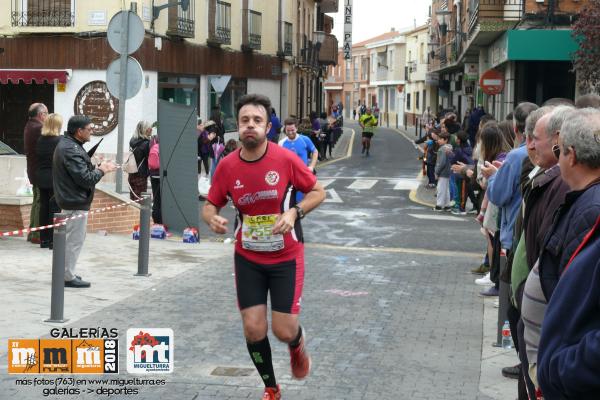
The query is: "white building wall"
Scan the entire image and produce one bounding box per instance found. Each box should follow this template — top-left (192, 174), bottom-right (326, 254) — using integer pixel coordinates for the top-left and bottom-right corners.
top-left (247, 79), bottom-right (281, 116)
top-left (54, 69), bottom-right (158, 156)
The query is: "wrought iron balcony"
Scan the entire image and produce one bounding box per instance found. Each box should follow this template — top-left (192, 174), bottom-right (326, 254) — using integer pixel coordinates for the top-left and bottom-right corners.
top-left (468, 0), bottom-right (523, 37)
top-left (208, 0), bottom-right (231, 45)
top-left (11, 0), bottom-right (75, 27)
top-left (167, 0), bottom-right (195, 38)
top-left (242, 9), bottom-right (262, 51)
top-left (316, 32), bottom-right (338, 66)
top-left (315, 0), bottom-right (339, 13)
top-left (297, 34), bottom-right (319, 69)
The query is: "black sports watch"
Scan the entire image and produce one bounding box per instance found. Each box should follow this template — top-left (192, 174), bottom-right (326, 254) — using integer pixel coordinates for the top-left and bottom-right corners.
top-left (293, 205), bottom-right (305, 220)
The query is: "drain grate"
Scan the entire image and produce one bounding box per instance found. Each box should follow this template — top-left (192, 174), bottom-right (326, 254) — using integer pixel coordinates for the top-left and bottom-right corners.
top-left (210, 366), bottom-right (255, 377)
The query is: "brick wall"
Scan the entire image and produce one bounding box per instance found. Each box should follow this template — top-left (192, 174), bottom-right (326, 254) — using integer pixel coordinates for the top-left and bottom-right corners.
top-left (0, 189), bottom-right (141, 236)
top-left (87, 191), bottom-right (141, 234)
top-left (0, 204), bottom-right (31, 234)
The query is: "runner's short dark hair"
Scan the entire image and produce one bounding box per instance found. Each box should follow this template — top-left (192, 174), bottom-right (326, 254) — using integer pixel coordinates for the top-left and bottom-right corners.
top-left (235, 94), bottom-right (272, 122)
top-left (284, 117), bottom-right (297, 126)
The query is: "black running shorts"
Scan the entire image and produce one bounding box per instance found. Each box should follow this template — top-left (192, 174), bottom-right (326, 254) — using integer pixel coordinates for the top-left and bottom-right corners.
top-left (234, 252), bottom-right (305, 314)
top-left (362, 132), bottom-right (374, 139)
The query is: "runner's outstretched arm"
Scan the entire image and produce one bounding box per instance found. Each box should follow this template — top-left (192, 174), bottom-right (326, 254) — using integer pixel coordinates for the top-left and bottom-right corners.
top-left (202, 202), bottom-right (229, 234)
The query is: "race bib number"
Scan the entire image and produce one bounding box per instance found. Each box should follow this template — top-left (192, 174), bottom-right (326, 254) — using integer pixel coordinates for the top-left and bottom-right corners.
top-left (241, 214), bottom-right (284, 252)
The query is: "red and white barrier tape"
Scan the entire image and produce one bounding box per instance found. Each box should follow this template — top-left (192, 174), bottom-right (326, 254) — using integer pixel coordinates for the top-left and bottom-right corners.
top-left (1, 196), bottom-right (146, 237)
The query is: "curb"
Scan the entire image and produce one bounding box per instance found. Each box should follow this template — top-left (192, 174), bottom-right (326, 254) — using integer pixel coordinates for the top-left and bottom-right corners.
top-left (390, 127), bottom-right (435, 208)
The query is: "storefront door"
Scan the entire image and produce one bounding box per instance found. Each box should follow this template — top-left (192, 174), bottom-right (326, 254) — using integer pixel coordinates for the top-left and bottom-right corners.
top-left (0, 82), bottom-right (53, 153)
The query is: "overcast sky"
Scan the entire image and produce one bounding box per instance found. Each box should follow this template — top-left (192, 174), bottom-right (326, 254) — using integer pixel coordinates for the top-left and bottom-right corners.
top-left (331, 1), bottom-right (431, 44)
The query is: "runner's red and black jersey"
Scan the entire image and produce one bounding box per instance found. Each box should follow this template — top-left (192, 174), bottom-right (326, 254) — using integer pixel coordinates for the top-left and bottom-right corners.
top-left (207, 143), bottom-right (317, 264)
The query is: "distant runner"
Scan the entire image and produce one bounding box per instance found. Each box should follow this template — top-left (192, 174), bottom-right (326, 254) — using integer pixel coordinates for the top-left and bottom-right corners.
top-left (359, 107), bottom-right (378, 157)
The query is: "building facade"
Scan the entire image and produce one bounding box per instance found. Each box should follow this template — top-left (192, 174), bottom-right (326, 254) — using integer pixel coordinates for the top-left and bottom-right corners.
top-left (428, 0), bottom-right (584, 120)
top-left (403, 25), bottom-right (435, 126)
top-left (0, 0), bottom-right (338, 155)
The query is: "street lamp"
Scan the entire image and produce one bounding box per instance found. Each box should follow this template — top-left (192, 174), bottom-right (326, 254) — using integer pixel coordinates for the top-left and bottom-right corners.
top-left (436, 9), bottom-right (451, 37)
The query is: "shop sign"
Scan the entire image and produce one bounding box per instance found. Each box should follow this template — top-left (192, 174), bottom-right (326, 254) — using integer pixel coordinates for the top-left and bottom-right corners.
top-left (488, 33), bottom-right (508, 68)
top-left (464, 63), bottom-right (478, 81)
top-left (74, 81), bottom-right (119, 136)
top-left (479, 69), bottom-right (504, 96)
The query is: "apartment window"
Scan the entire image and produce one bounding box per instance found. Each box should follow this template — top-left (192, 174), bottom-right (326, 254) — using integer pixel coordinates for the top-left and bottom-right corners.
top-left (389, 88), bottom-right (396, 111)
top-left (214, 1), bottom-right (231, 44)
top-left (346, 60), bottom-right (351, 80)
top-left (422, 89), bottom-right (427, 111)
top-left (416, 91), bottom-right (420, 111)
top-left (284, 22), bottom-right (293, 55)
top-left (12, 0), bottom-right (75, 26)
top-left (245, 9), bottom-right (262, 50)
top-left (361, 58), bottom-right (369, 80)
top-left (406, 93), bottom-right (411, 110)
top-left (353, 57), bottom-right (359, 81)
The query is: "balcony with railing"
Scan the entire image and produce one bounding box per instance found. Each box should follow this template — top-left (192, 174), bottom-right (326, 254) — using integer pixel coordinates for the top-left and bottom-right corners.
top-left (167, 0), bottom-right (195, 38)
top-left (242, 9), bottom-right (261, 51)
top-left (11, 0), bottom-right (75, 27)
top-left (315, 0), bottom-right (339, 14)
top-left (467, 0), bottom-right (523, 38)
top-left (208, 0), bottom-right (231, 45)
top-left (297, 34), bottom-right (318, 68)
top-left (316, 32), bottom-right (338, 66)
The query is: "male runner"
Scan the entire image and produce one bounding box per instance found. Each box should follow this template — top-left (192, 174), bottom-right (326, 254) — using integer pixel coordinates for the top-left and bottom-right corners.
top-left (279, 117), bottom-right (319, 201)
top-left (202, 94), bottom-right (326, 400)
top-left (359, 107), bottom-right (378, 156)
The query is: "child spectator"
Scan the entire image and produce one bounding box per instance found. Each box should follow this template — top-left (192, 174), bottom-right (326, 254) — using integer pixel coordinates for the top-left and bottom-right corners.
top-left (434, 132), bottom-right (452, 211)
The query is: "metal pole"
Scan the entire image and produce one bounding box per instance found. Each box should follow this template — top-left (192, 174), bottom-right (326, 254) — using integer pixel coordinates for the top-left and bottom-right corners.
top-left (396, 113), bottom-right (398, 129)
top-left (415, 117), bottom-right (418, 136)
top-left (135, 192), bottom-right (152, 277)
top-left (495, 255), bottom-right (509, 346)
top-left (115, 9), bottom-right (131, 194)
top-left (45, 213), bottom-right (68, 323)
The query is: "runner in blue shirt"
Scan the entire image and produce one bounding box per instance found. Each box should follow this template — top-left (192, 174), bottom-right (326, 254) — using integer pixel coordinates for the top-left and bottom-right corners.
top-left (279, 117), bottom-right (318, 201)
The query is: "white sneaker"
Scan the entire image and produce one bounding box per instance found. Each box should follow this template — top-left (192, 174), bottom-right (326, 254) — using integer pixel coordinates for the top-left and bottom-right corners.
top-left (475, 272), bottom-right (493, 286)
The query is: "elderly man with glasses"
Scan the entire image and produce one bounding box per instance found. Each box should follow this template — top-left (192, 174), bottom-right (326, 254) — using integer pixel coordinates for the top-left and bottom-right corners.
top-left (535, 107), bottom-right (600, 399)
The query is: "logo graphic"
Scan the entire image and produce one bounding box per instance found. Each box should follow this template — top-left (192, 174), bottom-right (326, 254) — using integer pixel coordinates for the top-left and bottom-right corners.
top-left (265, 171), bottom-right (280, 186)
top-left (238, 190), bottom-right (278, 206)
top-left (40, 339), bottom-right (71, 374)
top-left (234, 179), bottom-right (244, 189)
top-left (127, 328), bottom-right (173, 373)
top-left (8, 339), bottom-right (39, 374)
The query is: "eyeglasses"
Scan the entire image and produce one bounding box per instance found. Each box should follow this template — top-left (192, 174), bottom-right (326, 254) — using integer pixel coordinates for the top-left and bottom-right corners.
top-left (552, 144), bottom-right (560, 159)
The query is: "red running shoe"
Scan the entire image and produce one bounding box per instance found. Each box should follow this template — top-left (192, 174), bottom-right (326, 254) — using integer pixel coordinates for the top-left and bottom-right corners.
top-left (289, 331), bottom-right (311, 379)
top-left (262, 385), bottom-right (281, 400)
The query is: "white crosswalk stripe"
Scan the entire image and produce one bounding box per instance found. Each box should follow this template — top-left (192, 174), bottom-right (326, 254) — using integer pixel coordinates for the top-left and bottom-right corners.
top-left (408, 213), bottom-right (467, 222)
top-left (347, 179), bottom-right (378, 190)
top-left (393, 179), bottom-right (420, 191)
top-left (318, 179), bottom-right (335, 188)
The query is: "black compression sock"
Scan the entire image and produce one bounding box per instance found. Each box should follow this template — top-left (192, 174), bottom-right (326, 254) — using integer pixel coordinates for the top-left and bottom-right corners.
top-left (247, 337), bottom-right (277, 387)
top-left (288, 326), bottom-right (303, 348)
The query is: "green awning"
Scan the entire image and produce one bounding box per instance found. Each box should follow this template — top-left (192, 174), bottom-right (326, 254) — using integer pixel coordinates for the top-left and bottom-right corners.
top-left (507, 30), bottom-right (577, 61)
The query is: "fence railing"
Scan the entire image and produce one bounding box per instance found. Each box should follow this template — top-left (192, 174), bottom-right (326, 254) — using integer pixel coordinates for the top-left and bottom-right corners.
top-left (11, 0), bottom-right (75, 27)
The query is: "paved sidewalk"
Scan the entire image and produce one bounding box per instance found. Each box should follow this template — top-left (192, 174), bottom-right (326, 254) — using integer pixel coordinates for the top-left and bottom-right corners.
top-left (0, 234), bottom-right (232, 356)
top-left (391, 126), bottom-right (520, 400)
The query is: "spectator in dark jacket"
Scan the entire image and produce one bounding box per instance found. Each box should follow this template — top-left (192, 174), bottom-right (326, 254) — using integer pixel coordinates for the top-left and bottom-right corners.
top-left (23, 102), bottom-right (48, 243)
top-left (35, 113), bottom-right (63, 249)
top-left (537, 108), bottom-right (600, 399)
top-left (53, 115), bottom-right (117, 288)
top-left (536, 219), bottom-right (600, 400)
top-left (467, 106), bottom-right (485, 146)
top-left (128, 120), bottom-right (152, 200)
